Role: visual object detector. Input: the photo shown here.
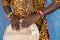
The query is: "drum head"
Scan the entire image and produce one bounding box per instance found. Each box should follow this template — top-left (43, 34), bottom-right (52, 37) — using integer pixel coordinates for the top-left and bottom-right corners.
top-left (3, 20), bottom-right (39, 40)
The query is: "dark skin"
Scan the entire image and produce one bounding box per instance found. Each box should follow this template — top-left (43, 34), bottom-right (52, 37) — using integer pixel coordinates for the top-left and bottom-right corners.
top-left (3, 6), bottom-right (20, 30)
top-left (10, 14), bottom-right (20, 30)
top-left (21, 2), bottom-right (60, 28)
top-left (2, 0), bottom-right (60, 30)
top-left (22, 12), bottom-right (42, 28)
top-left (2, 0), bottom-right (20, 30)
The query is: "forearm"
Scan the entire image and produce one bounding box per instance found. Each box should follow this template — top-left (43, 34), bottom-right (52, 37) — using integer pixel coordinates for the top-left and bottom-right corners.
top-left (2, 0), bottom-right (12, 15)
top-left (43, 2), bottom-right (59, 16)
top-left (3, 6), bottom-right (12, 15)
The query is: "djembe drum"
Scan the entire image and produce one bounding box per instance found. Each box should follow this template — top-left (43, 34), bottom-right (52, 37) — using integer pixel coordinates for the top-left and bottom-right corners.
top-left (3, 19), bottom-right (39, 40)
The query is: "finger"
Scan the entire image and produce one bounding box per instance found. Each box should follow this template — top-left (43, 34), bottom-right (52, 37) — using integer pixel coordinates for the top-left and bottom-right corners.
top-left (25, 20), bottom-right (32, 28)
top-left (11, 17), bottom-right (20, 30)
top-left (16, 23), bottom-right (20, 30)
top-left (14, 23), bottom-right (19, 30)
top-left (23, 17), bottom-right (30, 23)
top-left (11, 19), bottom-right (19, 30)
top-left (15, 20), bottom-right (20, 30)
top-left (11, 20), bottom-right (16, 30)
top-left (15, 26), bottom-right (20, 30)
top-left (11, 24), bottom-right (14, 30)
top-left (22, 16), bottom-right (33, 25)
top-left (25, 18), bottom-right (34, 28)
top-left (22, 18), bottom-right (31, 28)
top-left (22, 17), bottom-right (33, 28)
top-left (22, 14), bottom-right (32, 22)
top-left (24, 16), bottom-right (38, 27)
top-left (22, 15), bottom-right (36, 28)
top-left (22, 15), bottom-right (40, 28)
top-left (11, 23), bottom-right (16, 30)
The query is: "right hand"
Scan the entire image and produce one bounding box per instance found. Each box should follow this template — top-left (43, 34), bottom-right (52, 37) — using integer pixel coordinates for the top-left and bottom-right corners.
top-left (21, 12), bottom-right (42, 28)
top-left (10, 14), bottom-right (20, 30)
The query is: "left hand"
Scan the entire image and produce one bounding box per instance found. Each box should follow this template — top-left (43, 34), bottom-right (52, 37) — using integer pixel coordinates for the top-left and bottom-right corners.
top-left (10, 14), bottom-right (20, 30)
top-left (21, 12), bottom-right (42, 28)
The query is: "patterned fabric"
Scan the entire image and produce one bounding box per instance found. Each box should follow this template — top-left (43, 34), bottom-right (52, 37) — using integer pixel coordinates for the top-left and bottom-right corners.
top-left (2, 0), bottom-right (49, 40)
top-left (53, 0), bottom-right (60, 7)
top-left (2, 0), bottom-right (46, 17)
top-left (39, 17), bottom-right (49, 40)
top-left (11, 0), bottom-right (35, 17)
top-left (2, 0), bottom-right (11, 7)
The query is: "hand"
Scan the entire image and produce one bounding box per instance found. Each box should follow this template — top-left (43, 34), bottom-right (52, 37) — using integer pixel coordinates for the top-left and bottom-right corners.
top-left (21, 12), bottom-right (42, 28)
top-left (10, 14), bottom-right (20, 30)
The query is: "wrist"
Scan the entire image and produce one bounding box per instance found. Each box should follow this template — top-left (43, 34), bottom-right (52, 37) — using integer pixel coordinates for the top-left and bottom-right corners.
top-left (8, 12), bottom-right (12, 20)
top-left (37, 10), bottom-right (44, 16)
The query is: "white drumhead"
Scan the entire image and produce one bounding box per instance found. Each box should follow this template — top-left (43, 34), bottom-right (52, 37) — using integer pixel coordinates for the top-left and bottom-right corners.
top-left (3, 20), bottom-right (39, 40)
